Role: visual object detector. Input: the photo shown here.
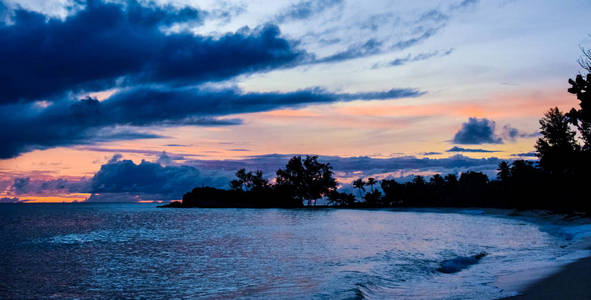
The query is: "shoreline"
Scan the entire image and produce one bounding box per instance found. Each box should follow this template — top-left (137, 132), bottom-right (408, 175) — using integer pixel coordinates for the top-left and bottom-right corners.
top-left (382, 207), bottom-right (591, 298)
top-left (491, 210), bottom-right (591, 299)
top-left (502, 255), bottom-right (591, 299)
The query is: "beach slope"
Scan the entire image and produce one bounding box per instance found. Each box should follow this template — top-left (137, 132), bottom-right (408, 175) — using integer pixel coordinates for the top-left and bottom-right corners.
top-left (506, 256), bottom-right (591, 299)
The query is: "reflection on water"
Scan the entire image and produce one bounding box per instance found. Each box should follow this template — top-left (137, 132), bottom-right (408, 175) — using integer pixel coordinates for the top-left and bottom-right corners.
top-left (0, 204), bottom-right (576, 299)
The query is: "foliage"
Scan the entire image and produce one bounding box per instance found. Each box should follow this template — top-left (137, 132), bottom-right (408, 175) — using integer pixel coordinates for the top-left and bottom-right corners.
top-left (229, 169), bottom-right (269, 192)
top-left (275, 155), bottom-right (337, 205)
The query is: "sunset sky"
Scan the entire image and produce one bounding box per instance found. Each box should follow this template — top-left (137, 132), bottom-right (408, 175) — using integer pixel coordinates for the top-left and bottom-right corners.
top-left (1, 0), bottom-right (590, 202)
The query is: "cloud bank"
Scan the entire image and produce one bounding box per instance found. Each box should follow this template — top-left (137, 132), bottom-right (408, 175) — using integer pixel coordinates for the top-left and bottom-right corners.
top-left (0, 87), bottom-right (422, 159)
top-left (0, 0), bottom-right (307, 104)
top-left (3, 152), bottom-right (517, 202)
top-left (0, 0), bottom-right (426, 159)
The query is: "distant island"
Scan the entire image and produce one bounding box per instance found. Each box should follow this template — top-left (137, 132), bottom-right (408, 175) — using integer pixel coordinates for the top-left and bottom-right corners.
top-left (162, 68), bottom-right (591, 215)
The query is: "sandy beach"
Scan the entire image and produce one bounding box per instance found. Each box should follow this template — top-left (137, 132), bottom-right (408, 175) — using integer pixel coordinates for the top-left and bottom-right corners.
top-left (498, 211), bottom-right (591, 299)
top-left (505, 256), bottom-right (591, 299)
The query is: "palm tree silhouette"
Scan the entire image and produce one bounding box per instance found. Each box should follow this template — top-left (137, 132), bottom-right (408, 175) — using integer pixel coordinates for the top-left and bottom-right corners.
top-left (352, 178), bottom-right (366, 200)
top-left (367, 177), bottom-right (377, 192)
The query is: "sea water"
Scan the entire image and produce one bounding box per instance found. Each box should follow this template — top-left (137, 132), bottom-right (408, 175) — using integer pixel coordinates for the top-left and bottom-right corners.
top-left (0, 203), bottom-right (588, 299)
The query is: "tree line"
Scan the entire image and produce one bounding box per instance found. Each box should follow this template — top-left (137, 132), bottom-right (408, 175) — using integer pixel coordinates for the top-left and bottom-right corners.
top-left (169, 51), bottom-right (591, 213)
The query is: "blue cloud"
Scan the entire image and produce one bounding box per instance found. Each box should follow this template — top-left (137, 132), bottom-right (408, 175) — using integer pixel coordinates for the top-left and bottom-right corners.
top-left (373, 48), bottom-right (454, 68)
top-left (0, 197), bottom-right (19, 203)
top-left (446, 146), bottom-right (500, 153)
top-left (0, 0), bottom-right (307, 103)
top-left (453, 117), bottom-right (504, 144)
top-left (0, 86), bottom-right (423, 158)
top-left (502, 125), bottom-right (540, 141)
top-left (315, 39), bottom-right (383, 63)
top-left (511, 152), bottom-right (538, 157)
top-left (185, 153), bottom-right (505, 178)
top-left (423, 152), bottom-right (443, 155)
top-left (275, 0), bottom-right (344, 23)
top-left (450, 0), bottom-right (480, 11)
top-left (88, 155), bottom-right (230, 201)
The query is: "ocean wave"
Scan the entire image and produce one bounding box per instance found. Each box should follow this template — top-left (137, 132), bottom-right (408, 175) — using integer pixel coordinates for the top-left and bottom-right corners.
top-left (437, 252), bottom-right (487, 274)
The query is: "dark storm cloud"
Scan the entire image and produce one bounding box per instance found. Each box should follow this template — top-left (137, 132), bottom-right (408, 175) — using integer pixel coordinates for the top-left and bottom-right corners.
top-left (0, 0), bottom-right (307, 103)
top-left (446, 146), bottom-right (500, 153)
top-left (452, 117), bottom-right (504, 145)
top-left (0, 87), bottom-right (422, 159)
top-left (88, 155), bottom-right (230, 200)
top-left (275, 0), bottom-right (344, 23)
top-left (0, 99), bottom-right (168, 159)
top-left (103, 86), bottom-right (423, 121)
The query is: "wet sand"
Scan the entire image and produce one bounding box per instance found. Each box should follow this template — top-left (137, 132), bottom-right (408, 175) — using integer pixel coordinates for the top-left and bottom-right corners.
top-left (504, 256), bottom-right (591, 299)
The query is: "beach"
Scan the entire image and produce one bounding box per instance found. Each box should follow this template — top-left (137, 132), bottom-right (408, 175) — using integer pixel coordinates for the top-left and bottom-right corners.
top-left (505, 256), bottom-right (591, 299)
top-left (495, 211), bottom-right (591, 299)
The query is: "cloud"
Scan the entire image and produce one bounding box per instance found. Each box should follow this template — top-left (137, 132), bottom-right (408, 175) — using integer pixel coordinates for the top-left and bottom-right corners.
top-left (511, 152), bottom-right (538, 157)
top-left (0, 0), bottom-right (307, 103)
top-left (502, 125), bottom-right (539, 141)
top-left (391, 26), bottom-right (442, 50)
top-left (0, 100), bottom-right (167, 159)
top-left (185, 153), bottom-right (504, 178)
top-left (450, 0), bottom-right (480, 11)
top-left (453, 117), bottom-right (504, 144)
top-left (0, 86), bottom-right (423, 159)
top-left (391, 49), bottom-right (454, 66)
top-left (373, 48), bottom-right (454, 68)
top-left (315, 38), bottom-right (383, 63)
top-left (446, 146), bottom-right (500, 153)
top-left (275, 0), bottom-right (344, 23)
top-left (6, 176), bottom-right (88, 195)
top-left (314, 27), bottom-right (443, 64)
top-left (0, 197), bottom-right (20, 203)
top-left (423, 152), bottom-right (442, 155)
top-left (451, 118), bottom-right (538, 146)
top-left (88, 154), bottom-right (231, 201)
top-left (11, 177), bottom-right (30, 194)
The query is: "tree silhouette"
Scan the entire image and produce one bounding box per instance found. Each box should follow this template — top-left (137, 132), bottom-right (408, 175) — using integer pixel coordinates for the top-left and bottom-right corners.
top-left (327, 190), bottom-right (356, 207)
top-left (577, 47), bottom-right (591, 72)
top-left (275, 155), bottom-right (337, 206)
top-left (230, 169), bottom-right (269, 192)
top-left (567, 73), bottom-right (591, 151)
top-left (381, 179), bottom-right (402, 206)
top-left (496, 161), bottom-right (510, 183)
top-left (367, 177), bottom-right (377, 192)
top-left (352, 178), bottom-right (366, 200)
top-left (535, 107), bottom-right (579, 174)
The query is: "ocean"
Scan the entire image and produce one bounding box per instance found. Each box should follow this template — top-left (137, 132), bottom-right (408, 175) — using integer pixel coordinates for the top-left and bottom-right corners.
top-left (0, 203), bottom-right (588, 299)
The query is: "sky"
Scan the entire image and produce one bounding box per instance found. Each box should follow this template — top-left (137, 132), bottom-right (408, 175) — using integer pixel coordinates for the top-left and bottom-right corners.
top-left (0, 0), bottom-right (590, 203)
